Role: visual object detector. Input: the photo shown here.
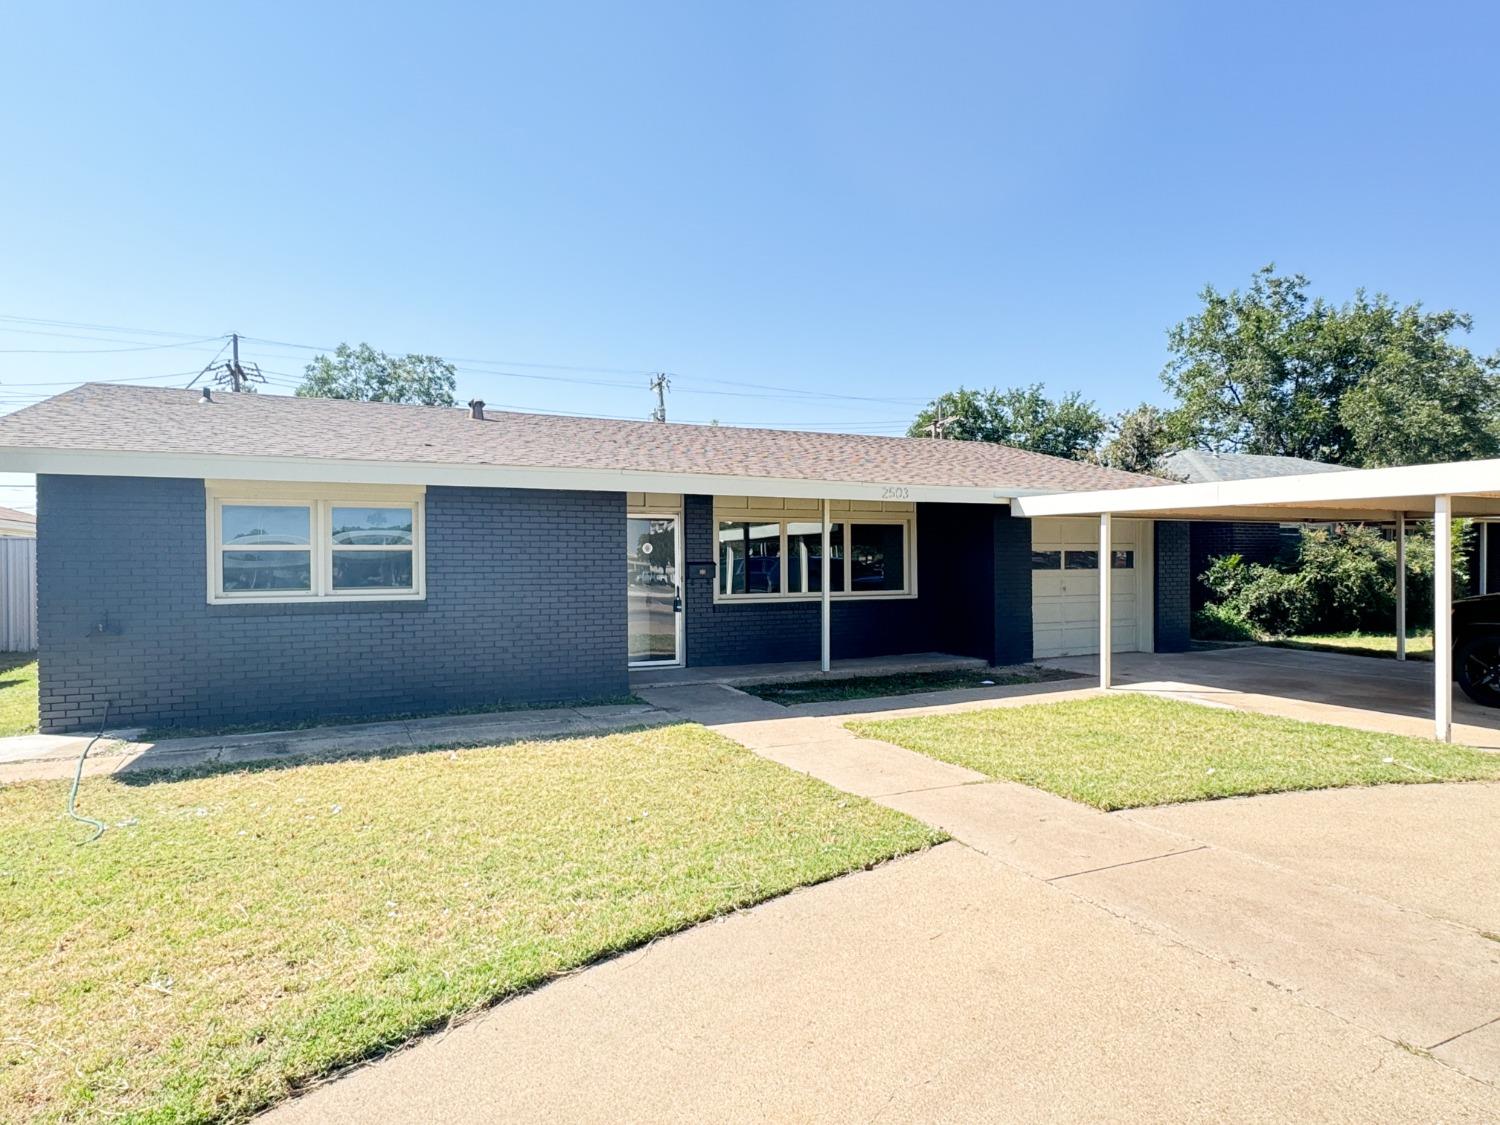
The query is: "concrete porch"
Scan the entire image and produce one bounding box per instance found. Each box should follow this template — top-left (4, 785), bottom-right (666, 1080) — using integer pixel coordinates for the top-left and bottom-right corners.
top-left (629, 651), bottom-right (988, 690)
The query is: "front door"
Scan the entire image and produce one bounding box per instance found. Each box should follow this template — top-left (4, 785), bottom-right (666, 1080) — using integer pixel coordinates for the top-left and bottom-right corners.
top-left (628, 515), bottom-right (682, 666)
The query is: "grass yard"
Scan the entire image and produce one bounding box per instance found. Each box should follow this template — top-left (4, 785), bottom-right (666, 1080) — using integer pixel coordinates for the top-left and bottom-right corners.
top-left (742, 665), bottom-right (1078, 706)
top-left (849, 693), bottom-right (1500, 811)
top-left (1269, 632), bottom-right (1434, 662)
top-left (0, 724), bottom-right (940, 1123)
top-left (0, 652), bottom-right (37, 737)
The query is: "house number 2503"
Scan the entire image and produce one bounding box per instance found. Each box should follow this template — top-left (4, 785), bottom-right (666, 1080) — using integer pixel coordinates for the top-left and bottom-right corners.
top-left (881, 486), bottom-right (911, 500)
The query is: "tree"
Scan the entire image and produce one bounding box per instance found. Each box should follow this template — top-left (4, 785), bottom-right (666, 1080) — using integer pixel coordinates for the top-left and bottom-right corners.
top-left (908, 384), bottom-right (1107, 461)
top-left (1097, 402), bottom-right (1178, 475)
top-left (297, 342), bottom-right (458, 406)
top-left (1163, 265), bottom-right (1500, 466)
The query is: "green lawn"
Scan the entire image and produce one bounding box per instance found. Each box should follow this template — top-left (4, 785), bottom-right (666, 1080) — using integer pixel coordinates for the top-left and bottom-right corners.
top-left (0, 724), bottom-right (940, 1123)
top-left (1270, 632), bottom-right (1434, 662)
top-left (849, 693), bottom-right (1500, 811)
top-left (0, 652), bottom-right (37, 737)
top-left (742, 665), bottom-right (1078, 706)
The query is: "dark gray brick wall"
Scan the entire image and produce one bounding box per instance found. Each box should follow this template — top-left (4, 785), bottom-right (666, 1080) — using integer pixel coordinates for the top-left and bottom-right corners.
top-left (993, 509), bottom-right (1033, 664)
top-left (681, 496), bottom-right (1033, 668)
top-left (36, 476), bottom-right (627, 733)
top-left (1188, 520), bottom-right (1287, 613)
top-left (1154, 520), bottom-right (1192, 653)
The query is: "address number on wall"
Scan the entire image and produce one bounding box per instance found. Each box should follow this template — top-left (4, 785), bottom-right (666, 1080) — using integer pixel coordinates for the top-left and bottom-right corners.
top-left (881, 487), bottom-right (911, 500)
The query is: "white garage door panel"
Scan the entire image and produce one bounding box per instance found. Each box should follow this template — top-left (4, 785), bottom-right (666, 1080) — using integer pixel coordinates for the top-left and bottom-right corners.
top-left (1032, 517), bottom-right (1150, 659)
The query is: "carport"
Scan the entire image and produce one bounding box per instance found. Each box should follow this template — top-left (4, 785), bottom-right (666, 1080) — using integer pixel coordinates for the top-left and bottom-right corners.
top-left (1014, 458), bottom-right (1500, 742)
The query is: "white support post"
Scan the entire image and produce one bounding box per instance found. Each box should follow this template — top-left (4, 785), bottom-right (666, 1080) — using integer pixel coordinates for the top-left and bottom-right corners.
top-left (1481, 520), bottom-right (1490, 595)
top-left (1395, 514), bottom-right (1407, 662)
top-left (1434, 496), bottom-right (1453, 743)
top-left (1099, 513), bottom-right (1113, 689)
top-left (820, 499), bottom-right (831, 673)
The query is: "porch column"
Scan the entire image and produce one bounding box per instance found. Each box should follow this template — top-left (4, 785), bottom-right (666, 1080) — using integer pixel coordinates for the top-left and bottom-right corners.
top-left (820, 499), bottom-right (831, 673)
top-left (1481, 520), bottom-right (1490, 595)
top-left (1434, 496), bottom-right (1453, 742)
top-left (1099, 512), bottom-right (1112, 689)
top-left (1395, 514), bottom-right (1407, 661)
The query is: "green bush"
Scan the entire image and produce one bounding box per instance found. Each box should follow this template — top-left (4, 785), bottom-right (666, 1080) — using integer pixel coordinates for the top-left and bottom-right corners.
top-left (1192, 601), bottom-right (1257, 641)
top-left (1197, 521), bottom-right (1470, 639)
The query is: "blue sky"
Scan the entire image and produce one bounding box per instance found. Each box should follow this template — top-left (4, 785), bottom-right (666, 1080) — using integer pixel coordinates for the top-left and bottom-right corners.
top-left (1, 1), bottom-right (1496, 508)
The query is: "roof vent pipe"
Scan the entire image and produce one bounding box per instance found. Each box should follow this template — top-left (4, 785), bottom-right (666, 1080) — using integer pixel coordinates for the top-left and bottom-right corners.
top-left (199, 387), bottom-right (213, 403)
top-left (467, 399), bottom-right (485, 420)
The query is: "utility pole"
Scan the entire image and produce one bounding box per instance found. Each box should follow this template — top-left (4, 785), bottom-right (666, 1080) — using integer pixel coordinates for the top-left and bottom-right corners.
top-left (649, 372), bottom-right (670, 423)
top-left (925, 401), bottom-right (952, 439)
top-left (190, 333), bottom-right (266, 393)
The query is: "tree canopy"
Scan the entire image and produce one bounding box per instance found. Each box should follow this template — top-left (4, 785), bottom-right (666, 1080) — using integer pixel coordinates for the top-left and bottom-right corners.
top-left (1097, 403), bottom-right (1176, 475)
top-left (907, 384), bottom-right (1106, 461)
top-left (1162, 266), bottom-right (1500, 466)
top-left (297, 342), bottom-right (458, 407)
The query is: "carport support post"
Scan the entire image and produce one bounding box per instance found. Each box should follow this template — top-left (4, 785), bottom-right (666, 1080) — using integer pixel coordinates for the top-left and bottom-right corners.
top-left (1434, 495), bottom-right (1453, 743)
top-left (1395, 515), bottom-right (1407, 662)
top-left (1099, 513), bottom-right (1112, 689)
top-left (820, 499), bottom-right (831, 673)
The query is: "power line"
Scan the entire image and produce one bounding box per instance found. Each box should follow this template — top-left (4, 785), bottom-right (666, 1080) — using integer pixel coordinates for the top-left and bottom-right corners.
top-left (0, 334), bottom-right (223, 354)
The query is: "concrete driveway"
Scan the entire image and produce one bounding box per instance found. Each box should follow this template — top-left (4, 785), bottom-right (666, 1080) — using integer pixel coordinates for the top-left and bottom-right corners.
top-left (1047, 645), bottom-right (1500, 748)
top-left (266, 680), bottom-right (1500, 1123)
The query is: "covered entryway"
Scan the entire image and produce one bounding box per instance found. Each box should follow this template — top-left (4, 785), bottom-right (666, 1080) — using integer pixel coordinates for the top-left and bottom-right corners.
top-left (1031, 517), bottom-right (1153, 658)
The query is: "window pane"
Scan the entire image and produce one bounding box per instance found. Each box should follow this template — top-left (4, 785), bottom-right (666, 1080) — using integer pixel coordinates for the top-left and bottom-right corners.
top-left (1065, 550), bottom-right (1098, 570)
top-left (850, 524), bottom-right (905, 592)
top-left (787, 522), bottom-right (843, 593)
top-left (222, 550), bottom-right (311, 591)
top-left (332, 549), bottom-right (414, 589)
top-left (1111, 549), bottom-right (1135, 569)
top-left (331, 506), bottom-right (414, 546)
top-left (221, 505), bottom-right (310, 546)
top-left (717, 521), bottom-right (780, 594)
top-left (1031, 550), bottom-right (1061, 570)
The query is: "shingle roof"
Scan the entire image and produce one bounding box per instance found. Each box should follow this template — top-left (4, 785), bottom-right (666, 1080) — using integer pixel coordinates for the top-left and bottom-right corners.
top-left (1158, 449), bottom-right (1352, 484)
top-left (0, 383), bottom-right (1162, 493)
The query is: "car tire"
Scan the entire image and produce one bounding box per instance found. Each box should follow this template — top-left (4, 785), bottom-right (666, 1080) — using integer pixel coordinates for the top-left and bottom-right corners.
top-left (1456, 633), bottom-right (1500, 708)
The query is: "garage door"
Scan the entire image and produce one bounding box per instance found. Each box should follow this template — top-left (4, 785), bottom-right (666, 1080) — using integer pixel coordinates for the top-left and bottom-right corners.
top-left (1031, 517), bottom-right (1151, 659)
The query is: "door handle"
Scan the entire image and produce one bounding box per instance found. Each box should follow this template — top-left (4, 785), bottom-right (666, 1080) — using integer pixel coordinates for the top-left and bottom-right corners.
top-left (673, 587), bottom-right (683, 614)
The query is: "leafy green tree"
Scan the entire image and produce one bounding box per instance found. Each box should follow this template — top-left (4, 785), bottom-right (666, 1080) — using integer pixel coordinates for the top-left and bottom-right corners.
top-left (1163, 265), bottom-right (1500, 466)
top-left (1098, 402), bottom-right (1178, 475)
top-left (908, 384), bottom-right (1107, 461)
top-left (297, 342), bottom-right (458, 406)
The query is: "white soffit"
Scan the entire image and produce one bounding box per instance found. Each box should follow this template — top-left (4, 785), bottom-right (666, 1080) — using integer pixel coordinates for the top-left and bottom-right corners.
top-left (1012, 458), bottom-right (1500, 522)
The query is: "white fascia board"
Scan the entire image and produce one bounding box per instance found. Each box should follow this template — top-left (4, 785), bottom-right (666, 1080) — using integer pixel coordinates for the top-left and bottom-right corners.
top-left (1014, 458), bottom-right (1500, 518)
top-left (0, 446), bottom-right (1015, 506)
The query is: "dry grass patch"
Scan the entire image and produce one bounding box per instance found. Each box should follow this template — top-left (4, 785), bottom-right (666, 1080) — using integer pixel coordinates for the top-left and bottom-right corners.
top-left (850, 693), bottom-right (1500, 810)
top-left (0, 724), bottom-right (939, 1123)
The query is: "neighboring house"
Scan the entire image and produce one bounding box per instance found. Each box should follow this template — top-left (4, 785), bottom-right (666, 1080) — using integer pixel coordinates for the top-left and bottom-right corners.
top-left (0, 384), bottom-right (1192, 733)
top-left (0, 505), bottom-right (37, 652)
top-left (1157, 450), bottom-right (1351, 615)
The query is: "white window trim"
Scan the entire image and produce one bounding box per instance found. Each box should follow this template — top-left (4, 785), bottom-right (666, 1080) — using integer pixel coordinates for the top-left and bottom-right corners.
top-left (711, 508), bottom-right (918, 604)
top-left (206, 482), bottom-right (426, 604)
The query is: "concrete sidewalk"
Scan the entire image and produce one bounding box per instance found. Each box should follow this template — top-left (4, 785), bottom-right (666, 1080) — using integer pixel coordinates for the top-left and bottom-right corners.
top-left (0, 701), bottom-right (667, 785)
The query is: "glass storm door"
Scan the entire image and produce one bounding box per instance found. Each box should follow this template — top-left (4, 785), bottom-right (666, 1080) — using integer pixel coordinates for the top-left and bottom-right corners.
top-left (628, 516), bottom-right (682, 666)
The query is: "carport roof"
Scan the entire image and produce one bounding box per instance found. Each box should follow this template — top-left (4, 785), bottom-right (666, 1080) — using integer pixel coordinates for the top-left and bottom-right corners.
top-left (1012, 458), bottom-right (1500, 522)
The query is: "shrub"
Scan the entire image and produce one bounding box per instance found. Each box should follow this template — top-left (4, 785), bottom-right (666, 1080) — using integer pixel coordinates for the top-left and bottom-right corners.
top-left (1196, 520), bottom-right (1470, 639)
top-left (1193, 602), bottom-right (1256, 641)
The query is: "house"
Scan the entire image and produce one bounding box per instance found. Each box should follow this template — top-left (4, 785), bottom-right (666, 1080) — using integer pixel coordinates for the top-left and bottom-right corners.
top-left (0, 384), bottom-right (1189, 733)
top-left (1157, 450), bottom-right (1352, 615)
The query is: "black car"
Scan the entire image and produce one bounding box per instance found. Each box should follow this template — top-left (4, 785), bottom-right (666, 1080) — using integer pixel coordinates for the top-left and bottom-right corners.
top-left (1454, 593), bottom-right (1500, 707)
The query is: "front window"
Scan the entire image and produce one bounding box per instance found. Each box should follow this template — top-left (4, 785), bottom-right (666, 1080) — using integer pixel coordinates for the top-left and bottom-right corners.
top-left (714, 509), bottom-right (913, 600)
top-left (210, 490), bottom-right (424, 602)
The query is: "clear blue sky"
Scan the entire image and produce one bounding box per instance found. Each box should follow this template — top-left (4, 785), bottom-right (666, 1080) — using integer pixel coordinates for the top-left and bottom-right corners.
top-left (0, 1), bottom-right (1496, 507)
